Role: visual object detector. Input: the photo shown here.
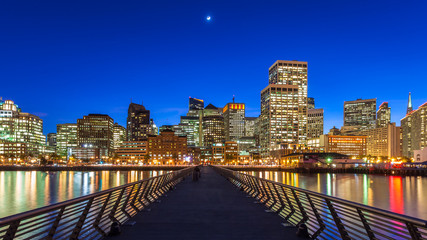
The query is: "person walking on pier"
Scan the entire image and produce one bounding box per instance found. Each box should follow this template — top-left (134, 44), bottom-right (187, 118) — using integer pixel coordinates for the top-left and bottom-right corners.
top-left (193, 166), bottom-right (201, 181)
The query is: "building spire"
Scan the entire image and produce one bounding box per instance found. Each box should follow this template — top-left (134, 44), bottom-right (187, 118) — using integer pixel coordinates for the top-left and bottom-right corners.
top-left (407, 92), bottom-right (413, 114)
top-left (232, 95), bottom-right (235, 103)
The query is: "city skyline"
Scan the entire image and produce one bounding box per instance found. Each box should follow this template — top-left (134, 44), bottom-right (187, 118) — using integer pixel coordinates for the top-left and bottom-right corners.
top-left (1, 0), bottom-right (426, 135)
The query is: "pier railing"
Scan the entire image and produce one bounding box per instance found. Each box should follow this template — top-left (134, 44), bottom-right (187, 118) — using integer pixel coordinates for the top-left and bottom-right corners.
top-left (213, 166), bottom-right (427, 240)
top-left (0, 167), bottom-right (193, 240)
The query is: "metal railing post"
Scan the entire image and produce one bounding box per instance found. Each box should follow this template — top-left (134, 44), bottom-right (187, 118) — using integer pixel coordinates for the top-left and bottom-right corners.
top-left (47, 206), bottom-right (65, 239)
top-left (4, 220), bottom-right (20, 240)
top-left (325, 199), bottom-right (351, 240)
top-left (109, 188), bottom-right (126, 223)
top-left (70, 197), bottom-right (94, 239)
top-left (306, 193), bottom-right (324, 239)
top-left (356, 208), bottom-right (376, 240)
top-left (291, 189), bottom-right (308, 225)
top-left (94, 192), bottom-right (112, 236)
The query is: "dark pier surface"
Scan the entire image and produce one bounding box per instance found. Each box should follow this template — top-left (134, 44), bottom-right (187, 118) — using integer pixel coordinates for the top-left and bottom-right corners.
top-left (109, 166), bottom-right (298, 240)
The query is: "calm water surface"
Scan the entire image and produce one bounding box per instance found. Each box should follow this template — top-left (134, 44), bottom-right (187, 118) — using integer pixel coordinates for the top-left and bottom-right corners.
top-left (244, 171), bottom-right (427, 220)
top-left (0, 170), bottom-right (167, 218)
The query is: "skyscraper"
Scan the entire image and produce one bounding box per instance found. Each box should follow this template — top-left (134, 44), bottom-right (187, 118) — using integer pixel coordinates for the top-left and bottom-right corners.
top-left (127, 103), bottom-right (150, 141)
top-left (376, 102), bottom-right (391, 128)
top-left (56, 123), bottom-right (78, 156)
top-left (113, 123), bottom-right (127, 151)
top-left (307, 108), bottom-right (324, 139)
top-left (77, 114), bottom-right (114, 157)
top-left (401, 100), bottom-right (427, 158)
top-left (223, 102), bottom-right (245, 141)
top-left (180, 116), bottom-right (200, 146)
top-left (202, 104), bottom-right (224, 146)
top-left (260, 60), bottom-right (308, 155)
top-left (343, 98), bottom-right (376, 129)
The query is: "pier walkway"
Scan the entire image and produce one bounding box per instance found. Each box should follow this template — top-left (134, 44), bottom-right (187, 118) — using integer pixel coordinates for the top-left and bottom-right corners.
top-left (109, 166), bottom-right (297, 240)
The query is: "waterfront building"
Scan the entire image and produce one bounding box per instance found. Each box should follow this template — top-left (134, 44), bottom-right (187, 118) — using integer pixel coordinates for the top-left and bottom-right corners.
top-left (187, 146), bottom-right (201, 164)
top-left (244, 117), bottom-right (257, 137)
top-left (77, 114), bottom-right (114, 158)
top-left (200, 146), bottom-right (212, 163)
top-left (212, 143), bottom-right (225, 163)
top-left (224, 141), bottom-right (239, 164)
top-left (70, 147), bottom-right (101, 162)
top-left (344, 98), bottom-right (376, 130)
top-left (361, 123), bottom-right (401, 158)
top-left (223, 102), bottom-right (245, 141)
top-left (260, 60), bottom-right (308, 156)
top-left (127, 102), bottom-right (151, 141)
top-left (47, 133), bottom-right (57, 147)
top-left (56, 123), bottom-right (78, 156)
top-left (401, 100), bottom-right (427, 158)
top-left (202, 104), bottom-right (225, 147)
top-left (0, 99), bottom-right (45, 155)
top-left (0, 140), bottom-right (26, 163)
top-left (307, 108), bottom-right (324, 139)
top-left (320, 135), bottom-right (367, 157)
top-left (113, 123), bottom-right (127, 151)
top-left (147, 130), bottom-right (187, 164)
top-left (308, 97), bottom-right (315, 110)
top-left (280, 152), bottom-right (359, 168)
top-left (116, 141), bottom-right (147, 164)
top-left (376, 102), bottom-right (391, 128)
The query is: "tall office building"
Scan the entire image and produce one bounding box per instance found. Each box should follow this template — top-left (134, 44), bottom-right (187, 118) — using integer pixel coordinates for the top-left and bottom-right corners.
top-left (260, 60), bottom-right (308, 156)
top-left (180, 116), bottom-right (200, 146)
top-left (113, 123), bottom-right (127, 151)
top-left (376, 102), bottom-right (391, 128)
top-left (401, 100), bottom-right (427, 158)
top-left (202, 104), bottom-right (225, 146)
top-left (307, 108), bottom-right (324, 139)
top-left (56, 123), bottom-right (78, 156)
top-left (127, 103), bottom-right (151, 141)
top-left (77, 114), bottom-right (114, 157)
top-left (344, 98), bottom-right (376, 130)
top-left (223, 102), bottom-right (245, 141)
top-left (0, 99), bottom-right (45, 155)
top-left (307, 97), bottom-right (315, 110)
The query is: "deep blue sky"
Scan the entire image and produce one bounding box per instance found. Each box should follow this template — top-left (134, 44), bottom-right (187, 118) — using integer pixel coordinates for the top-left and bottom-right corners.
top-left (1, 0), bottom-right (426, 135)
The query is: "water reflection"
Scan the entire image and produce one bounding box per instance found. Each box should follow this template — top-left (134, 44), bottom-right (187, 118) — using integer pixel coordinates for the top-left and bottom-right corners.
top-left (245, 171), bottom-right (427, 219)
top-left (0, 170), bottom-right (164, 218)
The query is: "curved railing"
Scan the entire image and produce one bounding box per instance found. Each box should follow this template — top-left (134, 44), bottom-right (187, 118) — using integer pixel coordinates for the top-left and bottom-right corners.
top-left (213, 166), bottom-right (427, 240)
top-left (0, 167), bottom-right (193, 240)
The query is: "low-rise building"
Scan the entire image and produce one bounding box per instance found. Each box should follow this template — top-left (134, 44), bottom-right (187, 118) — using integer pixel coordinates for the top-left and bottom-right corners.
top-left (147, 130), bottom-right (187, 164)
top-left (320, 135), bottom-right (367, 157)
top-left (0, 140), bottom-right (27, 163)
top-left (116, 141), bottom-right (147, 164)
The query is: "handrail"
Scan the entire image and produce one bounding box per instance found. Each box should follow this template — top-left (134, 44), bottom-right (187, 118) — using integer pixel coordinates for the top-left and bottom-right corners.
top-left (213, 165), bottom-right (427, 240)
top-left (0, 167), bottom-right (193, 239)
